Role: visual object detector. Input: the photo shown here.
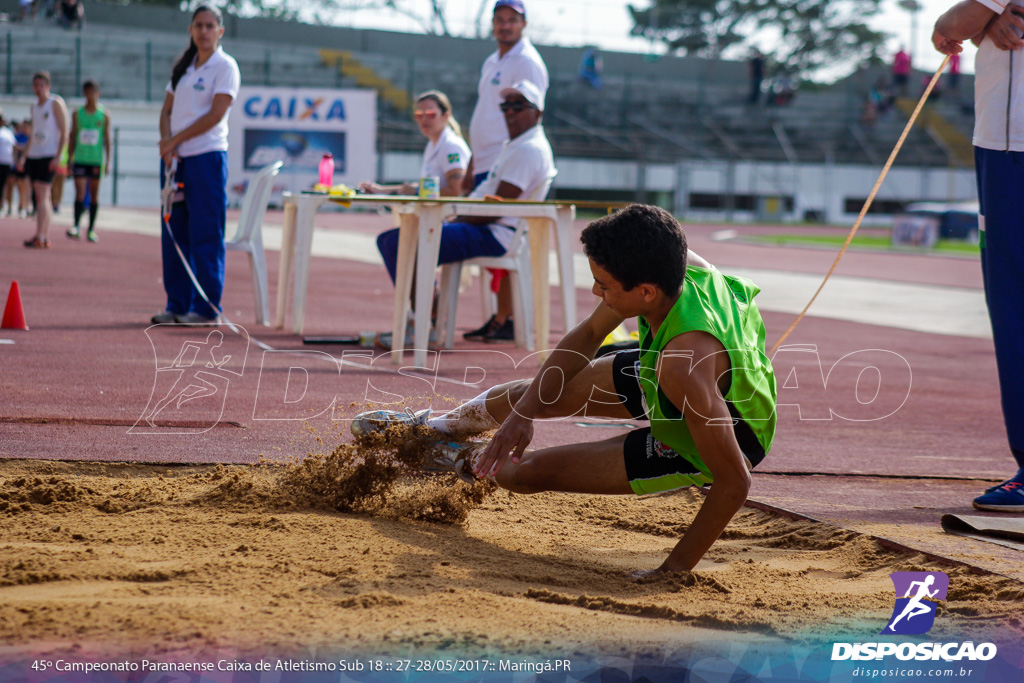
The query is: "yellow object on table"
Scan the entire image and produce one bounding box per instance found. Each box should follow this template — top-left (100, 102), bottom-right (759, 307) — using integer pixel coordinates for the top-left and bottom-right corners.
top-left (602, 324), bottom-right (639, 346)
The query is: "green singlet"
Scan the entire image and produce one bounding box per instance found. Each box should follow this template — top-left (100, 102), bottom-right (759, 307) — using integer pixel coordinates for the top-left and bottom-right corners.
top-left (73, 106), bottom-right (107, 167)
top-left (636, 265), bottom-right (777, 483)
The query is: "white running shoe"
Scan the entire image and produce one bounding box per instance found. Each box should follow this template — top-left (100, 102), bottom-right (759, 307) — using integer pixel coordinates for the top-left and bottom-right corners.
top-left (350, 408), bottom-right (432, 438)
top-left (418, 438), bottom-right (478, 482)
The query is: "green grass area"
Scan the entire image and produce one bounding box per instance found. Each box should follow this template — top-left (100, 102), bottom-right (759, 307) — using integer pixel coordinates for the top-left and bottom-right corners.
top-left (745, 233), bottom-right (980, 255)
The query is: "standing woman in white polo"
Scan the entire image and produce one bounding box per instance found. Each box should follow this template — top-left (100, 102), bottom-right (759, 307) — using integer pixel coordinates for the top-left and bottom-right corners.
top-left (153, 5), bottom-right (240, 325)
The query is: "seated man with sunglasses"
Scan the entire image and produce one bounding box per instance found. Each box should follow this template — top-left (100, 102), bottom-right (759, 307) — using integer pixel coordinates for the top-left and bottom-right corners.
top-left (376, 79), bottom-right (555, 347)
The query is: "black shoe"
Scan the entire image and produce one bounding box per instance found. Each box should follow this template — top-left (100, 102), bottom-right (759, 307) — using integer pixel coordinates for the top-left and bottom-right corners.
top-left (482, 318), bottom-right (514, 343)
top-left (463, 315), bottom-right (498, 341)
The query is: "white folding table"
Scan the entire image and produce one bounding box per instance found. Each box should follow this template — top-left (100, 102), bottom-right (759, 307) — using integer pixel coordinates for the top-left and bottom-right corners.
top-left (275, 193), bottom-right (581, 367)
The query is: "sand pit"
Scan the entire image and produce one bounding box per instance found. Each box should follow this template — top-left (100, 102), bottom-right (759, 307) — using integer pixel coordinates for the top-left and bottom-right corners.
top-left (2, 429), bottom-right (1023, 669)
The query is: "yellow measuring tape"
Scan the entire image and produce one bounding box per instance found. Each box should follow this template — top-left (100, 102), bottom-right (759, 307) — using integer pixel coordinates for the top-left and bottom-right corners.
top-left (768, 55), bottom-right (952, 355)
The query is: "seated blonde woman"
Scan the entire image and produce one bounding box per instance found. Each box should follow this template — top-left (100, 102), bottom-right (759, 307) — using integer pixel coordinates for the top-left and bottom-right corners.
top-left (359, 90), bottom-right (470, 197)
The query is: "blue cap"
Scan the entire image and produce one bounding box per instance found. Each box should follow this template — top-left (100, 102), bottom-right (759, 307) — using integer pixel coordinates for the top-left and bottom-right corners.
top-left (494, 0), bottom-right (525, 17)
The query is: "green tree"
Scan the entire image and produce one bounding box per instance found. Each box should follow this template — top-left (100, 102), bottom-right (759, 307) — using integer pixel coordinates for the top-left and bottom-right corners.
top-left (629, 0), bottom-right (889, 76)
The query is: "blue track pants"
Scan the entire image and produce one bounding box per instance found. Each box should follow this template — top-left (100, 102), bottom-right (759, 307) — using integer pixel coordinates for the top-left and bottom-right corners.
top-left (159, 151), bottom-right (228, 319)
top-left (975, 146), bottom-right (1024, 469)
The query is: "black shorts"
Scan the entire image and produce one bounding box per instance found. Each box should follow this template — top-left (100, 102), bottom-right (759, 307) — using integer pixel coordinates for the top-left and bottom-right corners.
top-left (72, 163), bottom-right (101, 179)
top-left (610, 348), bottom-right (765, 495)
top-left (25, 157), bottom-right (55, 184)
top-left (0, 164), bottom-right (9, 190)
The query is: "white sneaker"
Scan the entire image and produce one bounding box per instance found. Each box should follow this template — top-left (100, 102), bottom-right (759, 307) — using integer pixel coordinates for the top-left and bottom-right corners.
top-left (417, 438), bottom-right (479, 480)
top-left (350, 408), bottom-right (432, 438)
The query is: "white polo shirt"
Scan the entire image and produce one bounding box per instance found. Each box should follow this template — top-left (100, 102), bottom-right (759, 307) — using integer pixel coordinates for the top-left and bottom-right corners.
top-left (471, 123), bottom-right (555, 249)
top-left (468, 37), bottom-right (548, 174)
top-left (421, 126), bottom-right (471, 193)
top-left (166, 47), bottom-right (241, 158)
top-left (971, 0), bottom-right (1024, 151)
top-left (0, 126), bottom-right (16, 166)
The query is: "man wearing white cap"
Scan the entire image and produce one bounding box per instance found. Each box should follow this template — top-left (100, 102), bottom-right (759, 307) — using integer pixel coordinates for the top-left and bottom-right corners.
top-left (466, 0), bottom-right (548, 190)
top-left (375, 80), bottom-right (555, 346)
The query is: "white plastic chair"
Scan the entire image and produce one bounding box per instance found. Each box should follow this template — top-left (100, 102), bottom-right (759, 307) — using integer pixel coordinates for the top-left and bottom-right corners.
top-left (225, 161), bottom-right (282, 327)
top-left (435, 173), bottom-right (557, 351)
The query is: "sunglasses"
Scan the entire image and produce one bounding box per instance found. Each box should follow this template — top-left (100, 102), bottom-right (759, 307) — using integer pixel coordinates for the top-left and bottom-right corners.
top-left (413, 109), bottom-right (439, 120)
top-left (500, 100), bottom-right (536, 112)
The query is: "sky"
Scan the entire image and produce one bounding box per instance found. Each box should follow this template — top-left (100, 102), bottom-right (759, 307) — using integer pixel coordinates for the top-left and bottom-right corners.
top-left (321, 0), bottom-right (975, 79)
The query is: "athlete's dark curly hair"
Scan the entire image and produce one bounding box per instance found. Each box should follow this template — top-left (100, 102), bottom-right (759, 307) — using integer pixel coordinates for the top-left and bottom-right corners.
top-left (580, 204), bottom-right (687, 295)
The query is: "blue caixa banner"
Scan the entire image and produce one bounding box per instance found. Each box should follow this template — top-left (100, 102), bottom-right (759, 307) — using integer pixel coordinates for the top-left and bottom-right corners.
top-left (227, 87), bottom-right (377, 205)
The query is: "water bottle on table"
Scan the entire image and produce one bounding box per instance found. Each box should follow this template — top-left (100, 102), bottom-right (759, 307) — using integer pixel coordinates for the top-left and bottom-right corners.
top-left (317, 153), bottom-right (335, 190)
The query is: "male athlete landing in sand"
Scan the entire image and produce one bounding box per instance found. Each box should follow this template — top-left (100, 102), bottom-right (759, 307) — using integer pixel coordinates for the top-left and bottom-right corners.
top-left (353, 204), bottom-right (777, 575)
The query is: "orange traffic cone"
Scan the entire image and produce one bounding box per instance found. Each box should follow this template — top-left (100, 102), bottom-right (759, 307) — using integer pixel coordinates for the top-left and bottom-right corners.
top-left (1, 281), bottom-right (28, 330)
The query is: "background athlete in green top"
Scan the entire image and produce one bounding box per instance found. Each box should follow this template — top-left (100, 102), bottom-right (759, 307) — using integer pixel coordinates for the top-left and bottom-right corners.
top-left (356, 204), bottom-right (778, 575)
top-left (67, 80), bottom-right (111, 241)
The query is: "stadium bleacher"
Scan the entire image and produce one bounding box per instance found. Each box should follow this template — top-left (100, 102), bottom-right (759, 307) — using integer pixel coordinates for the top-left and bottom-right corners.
top-left (0, 1), bottom-right (975, 171)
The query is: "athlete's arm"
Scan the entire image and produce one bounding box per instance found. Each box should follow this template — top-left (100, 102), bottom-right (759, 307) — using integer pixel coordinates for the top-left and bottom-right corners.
top-left (159, 92), bottom-right (175, 166)
top-left (442, 168), bottom-right (465, 197)
top-left (103, 110), bottom-right (112, 175)
top-left (981, 5), bottom-right (1024, 50)
top-left (648, 330), bottom-right (751, 574)
top-left (51, 96), bottom-right (68, 174)
top-left (473, 302), bottom-right (625, 477)
top-left (463, 157), bottom-right (475, 195)
top-left (934, 0), bottom-right (997, 51)
top-left (67, 110), bottom-right (78, 163)
top-left (454, 180), bottom-right (522, 225)
top-left (159, 93), bottom-right (233, 161)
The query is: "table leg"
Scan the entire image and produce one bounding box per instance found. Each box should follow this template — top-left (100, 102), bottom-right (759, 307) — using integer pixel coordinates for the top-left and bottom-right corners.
top-left (411, 204), bottom-right (443, 368)
top-left (390, 212), bottom-right (419, 364)
top-left (275, 200), bottom-right (297, 330)
top-left (291, 199), bottom-right (320, 335)
top-left (555, 205), bottom-right (577, 331)
top-left (528, 218), bottom-right (552, 361)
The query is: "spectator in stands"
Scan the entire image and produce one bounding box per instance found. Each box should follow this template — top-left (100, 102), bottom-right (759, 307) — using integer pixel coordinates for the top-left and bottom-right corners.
top-left (578, 47), bottom-right (603, 90)
top-left (19, 71), bottom-right (68, 249)
top-left (466, 0), bottom-right (548, 190)
top-left (921, 73), bottom-right (943, 99)
top-left (747, 49), bottom-right (765, 105)
top-left (872, 77), bottom-right (894, 115)
top-left (465, 0), bottom-right (548, 343)
top-left (0, 111), bottom-right (15, 217)
top-left (359, 90), bottom-right (470, 197)
top-left (892, 46), bottom-right (912, 96)
top-left (934, 1), bottom-right (1024, 511)
top-left (152, 5), bottom-right (240, 325)
top-left (860, 93), bottom-right (878, 127)
top-left (375, 80), bottom-right (555, 348)
top-left (770, 70), bottom-right (795, 107)
top-left (67, 79), bottom-right (111, 242)
top-left (19, 0), bottom-right (36, 22)
top-left (56, 0), bottom-right (83, 29)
